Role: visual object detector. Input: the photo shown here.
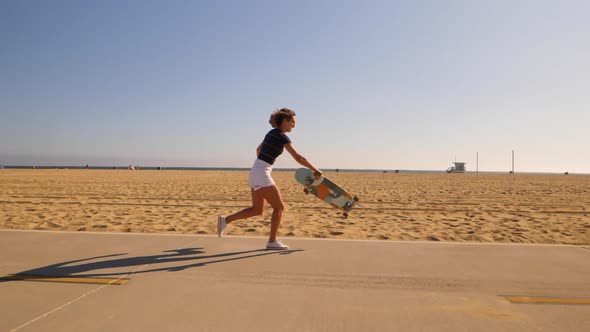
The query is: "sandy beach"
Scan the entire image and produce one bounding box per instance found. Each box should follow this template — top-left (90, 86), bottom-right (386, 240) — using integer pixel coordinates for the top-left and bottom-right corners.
top-left (1, 169), bottom-right (588, 245)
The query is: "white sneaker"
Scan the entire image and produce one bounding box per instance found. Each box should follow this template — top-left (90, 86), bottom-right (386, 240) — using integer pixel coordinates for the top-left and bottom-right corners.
top-left (217, 216), bottom-right (227, 237)
top-left (266, 240), bottom-right (289, 250)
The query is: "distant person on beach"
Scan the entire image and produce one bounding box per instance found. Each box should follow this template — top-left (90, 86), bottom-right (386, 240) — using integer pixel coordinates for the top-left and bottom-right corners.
top-left (217, 108), bottom-right (322, 250)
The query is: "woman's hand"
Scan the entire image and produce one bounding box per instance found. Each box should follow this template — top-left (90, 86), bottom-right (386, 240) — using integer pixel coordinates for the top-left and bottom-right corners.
top-left (313, 170), bottom-right (323, 181)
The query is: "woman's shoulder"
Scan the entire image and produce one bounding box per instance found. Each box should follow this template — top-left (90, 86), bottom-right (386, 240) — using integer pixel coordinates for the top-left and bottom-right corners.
top-left (265, 128), bottom-right (290, 142)
top-left (267, 128), bottom-right (286, 136)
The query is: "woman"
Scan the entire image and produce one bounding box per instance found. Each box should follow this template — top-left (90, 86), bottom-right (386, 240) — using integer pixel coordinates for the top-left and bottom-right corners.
top-left (217, 108), bottom-right (322, 249)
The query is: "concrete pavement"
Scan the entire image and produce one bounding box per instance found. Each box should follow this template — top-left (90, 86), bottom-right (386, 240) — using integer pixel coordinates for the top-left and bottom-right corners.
top-left (1, 230), bottom-right (589, 331)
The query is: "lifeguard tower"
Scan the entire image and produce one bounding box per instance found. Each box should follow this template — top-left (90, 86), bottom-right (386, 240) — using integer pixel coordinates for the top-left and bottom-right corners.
top-left (446, 162), bottom-right (466, 173)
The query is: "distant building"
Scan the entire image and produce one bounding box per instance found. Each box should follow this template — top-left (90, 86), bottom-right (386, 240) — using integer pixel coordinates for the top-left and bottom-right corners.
top-left (446, 162), bottom-right (466, 173)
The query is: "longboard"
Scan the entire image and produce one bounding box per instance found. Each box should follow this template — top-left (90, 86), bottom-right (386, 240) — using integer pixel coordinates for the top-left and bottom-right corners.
top-left (294, 168), bottom-right (358, 217)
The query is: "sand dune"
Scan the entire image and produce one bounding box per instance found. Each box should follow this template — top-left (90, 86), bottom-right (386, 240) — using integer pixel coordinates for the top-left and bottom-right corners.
top-left (1, 169), bottom-right (588, 245)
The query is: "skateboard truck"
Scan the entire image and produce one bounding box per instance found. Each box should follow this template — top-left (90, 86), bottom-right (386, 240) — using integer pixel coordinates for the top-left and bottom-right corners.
top-left (342, 196), bottom-right (360, 218)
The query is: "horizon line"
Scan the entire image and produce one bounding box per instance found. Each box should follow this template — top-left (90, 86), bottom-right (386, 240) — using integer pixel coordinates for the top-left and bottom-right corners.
top-left (0, 165), bottom-right (586, 175)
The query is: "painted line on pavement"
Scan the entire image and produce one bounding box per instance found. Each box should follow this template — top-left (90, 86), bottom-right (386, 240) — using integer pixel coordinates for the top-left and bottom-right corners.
top-left (503, 296), bottom-right (590, 305)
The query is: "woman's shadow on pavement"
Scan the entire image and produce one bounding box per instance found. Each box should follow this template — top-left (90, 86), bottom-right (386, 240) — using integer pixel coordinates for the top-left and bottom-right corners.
top-left (2, 247), bottom-right (304, 281)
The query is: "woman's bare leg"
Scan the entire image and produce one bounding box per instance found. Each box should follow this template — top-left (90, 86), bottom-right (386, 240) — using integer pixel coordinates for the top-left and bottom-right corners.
top-left (260, 185), bottom-right (285, 243)
top-left (225, 189), bottom-right (265, 224)
top-left (223, 185), bottom-right (285, 243)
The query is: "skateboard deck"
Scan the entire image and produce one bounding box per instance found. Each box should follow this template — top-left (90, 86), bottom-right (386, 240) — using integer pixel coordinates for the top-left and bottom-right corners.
top-left (294, 168), bottom-right (358, 217)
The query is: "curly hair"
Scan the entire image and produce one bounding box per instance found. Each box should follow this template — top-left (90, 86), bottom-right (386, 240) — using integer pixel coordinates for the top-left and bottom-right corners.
top-left (269, 108), bottom-right (296, 128)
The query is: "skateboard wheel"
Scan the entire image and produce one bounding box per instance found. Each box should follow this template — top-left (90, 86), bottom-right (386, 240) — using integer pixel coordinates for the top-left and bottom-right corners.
top-left (343, 212), bottom-right (349, 218)
top-left (353, 197), bottom-right (359, 202)
top-left (303, 188), bottom-right (310, 195)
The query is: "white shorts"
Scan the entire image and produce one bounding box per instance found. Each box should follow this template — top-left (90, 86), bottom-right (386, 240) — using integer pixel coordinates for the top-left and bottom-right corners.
top-left (249, 159), bottom-right (276, 191)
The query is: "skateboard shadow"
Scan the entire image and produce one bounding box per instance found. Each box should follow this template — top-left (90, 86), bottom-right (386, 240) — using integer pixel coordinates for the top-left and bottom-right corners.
top-left (1, 247), bottom-right (304, 281)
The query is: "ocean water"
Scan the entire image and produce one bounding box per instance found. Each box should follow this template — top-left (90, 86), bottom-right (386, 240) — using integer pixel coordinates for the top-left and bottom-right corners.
top-left (0, 165), bottom-right (581, 175)
top-left (3, 165), bottom-right (444, 173)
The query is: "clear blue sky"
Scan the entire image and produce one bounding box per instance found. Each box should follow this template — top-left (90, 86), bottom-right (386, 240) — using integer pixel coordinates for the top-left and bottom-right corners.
top-left (1, 0), bottom-right (589, 172)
